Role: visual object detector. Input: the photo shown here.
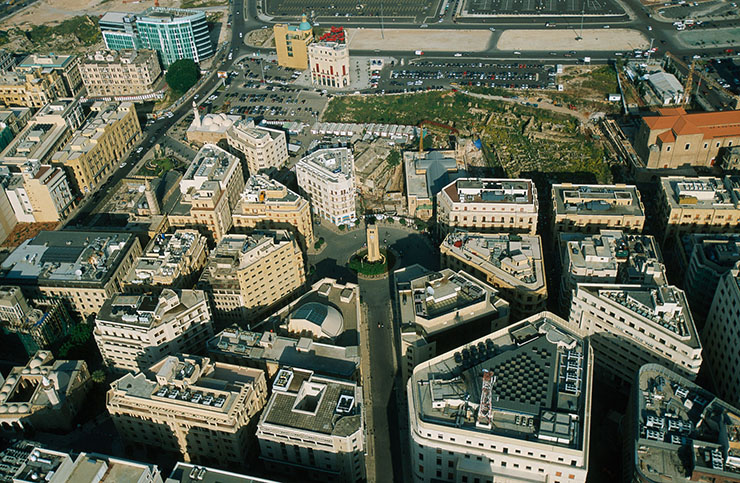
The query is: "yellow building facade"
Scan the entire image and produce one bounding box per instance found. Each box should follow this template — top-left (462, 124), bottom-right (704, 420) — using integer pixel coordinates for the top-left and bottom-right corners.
top-left (274, 15), bottom-right (313, 70)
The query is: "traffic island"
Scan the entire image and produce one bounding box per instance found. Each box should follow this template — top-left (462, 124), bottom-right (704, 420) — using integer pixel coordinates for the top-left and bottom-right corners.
top-left (347, 248), bottom-right (395, 279)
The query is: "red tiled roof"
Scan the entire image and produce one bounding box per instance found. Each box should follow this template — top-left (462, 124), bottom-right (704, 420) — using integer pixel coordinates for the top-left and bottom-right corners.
top-left (657, 130), bottom-right (676, 143)
top-left (643, 108), bottom-right (740, 141)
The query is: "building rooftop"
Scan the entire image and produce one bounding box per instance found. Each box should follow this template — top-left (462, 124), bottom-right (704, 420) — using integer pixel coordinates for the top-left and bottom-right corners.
top-left (561, 230), bottom-right (666, 286)
top-left (238, 174), bottom-right (300, 205)
top-left (633, 364), bottom-right (740, 481)
top-left (395, 265), bottom-right (506, 336)
top-left (109, 354), bottom-right (264, 415)
top-left (82, 49), bottom-right (157, 65)
top-left (441, 178), bottom-right (536, 205)
top-left (126, 230), bottom-right (205, 286)
top-left (166, 463), bottom-right (280, 483)
top-left (188, 112), bottom-right (240, 136)
top-left (553, 183), bottom-right (645, 216)
top-left (642, 106), bottom-right (740, 141)
top-left (442, 232), bottom-right (545, 290)
top-left (261, 368), bottom-right (362, 437)
top-left (680, 233), bottom-right (740, 274)
top-left (229, 119), bottom-right (283, 142)
top-left (198, 231), bottom-right (293, 290)
top-left (661, 176), bottom-right (740, 210)
top-left (17, 54), bottom-right (75, 71)
top-left (404, 150), bottom-right (464, 200)
top-left (1, 231), bottom-right (136, 287)
top-left (96, 289), bottom-right (206, 330)
top-left (11, 447), bottom-right (72, 483)
top-left (208, 327), bottom-right (360, 379)
top-left (410, 312), bottom-right (590, 450)
top-left (180, 143), bottom-right (239, 195)
top-left (0, 351), bottom-right (87, 416)
top-left (578, 284), bottom-right (700, 345)
top-left (297, 147), bottom-right (353, 181)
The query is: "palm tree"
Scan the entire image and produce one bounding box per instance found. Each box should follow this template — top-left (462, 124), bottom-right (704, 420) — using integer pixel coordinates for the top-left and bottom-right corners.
top-left (91, 369), bottom-right (106, 384)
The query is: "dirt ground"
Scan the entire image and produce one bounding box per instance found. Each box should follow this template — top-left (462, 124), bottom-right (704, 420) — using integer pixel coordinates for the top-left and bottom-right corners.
top-left (346, 28), bottom-right (492, 52)
top-left (497, 28), bottom-right (649, 51)
top-left (1, 0), bottom-right (183, 28)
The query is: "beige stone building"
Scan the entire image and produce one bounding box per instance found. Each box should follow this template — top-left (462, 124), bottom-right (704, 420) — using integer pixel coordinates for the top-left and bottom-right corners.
top-left (634, 107), bottom-right (740, 169)
top-left (107, 354), bottom-right (268, 466)
top-left (0, 187), bottom-right (15, 244)
top-left (169, 144), bottom-right (244, 242)
top-left (197, 230), bottom-right (305, 325)
top-left (226, 119), bottom-right (288, 175)
top-left (0, 69), bottom-right (66, 108)
top-left (558, 230), bottom-right (666, 313)
top-left (437, 178), bottom-right (538, 235)
top-left (394, 265), bottom-right (510, 382)
top-left (256, 368), bottom-right (365, 482)
top-left (569, 284), bottom-right (702, 384)
top-left (404, 150), bottom-right (461, 221)
top-left (125, 229), bottom-right (208, 290)
top-left (274, 15), bottom-right (313, 70)
top-left (52, 101), bottom-right (141, 194)
top-left (408, 312), bottom-right (593, 483)
top-left (440, 232), bottom-right (547, 320)
top-left (296, 147), bottom-right (356, 226)
top-left (0, 350), bottom-right (90, 433)
top-left (232, 174), bottom-right (315, 249)
top-left (186, 105), bottom-right (240, 147)
top-left (16, 53), bottom-right (82, 97)
top-left (3, 445), bottom-right (164, 483)
top-left (308, 42), bottom-right (350, 88)
top-left (95, 289), bottom-right (214, 374)
top-left (552, 183), bottom-right (645, 234)
top-left (0, 231), bottom-right (142, 318)
top-left (79, 49), bottom-right (162, 98)
top-left (658, 176), bottom-right (740, 243)
top-left (3, 161), bottom-right (74, 222)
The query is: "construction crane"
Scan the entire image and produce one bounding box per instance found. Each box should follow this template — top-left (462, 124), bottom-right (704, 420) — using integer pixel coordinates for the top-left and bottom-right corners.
top-left (667, 51), bottom-right (740, 108)
top-left (418, 120), bottom-right (459, 154)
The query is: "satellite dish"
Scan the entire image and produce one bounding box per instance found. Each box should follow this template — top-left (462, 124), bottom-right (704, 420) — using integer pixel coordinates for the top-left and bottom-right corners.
top-left (138, 185), bottom-right (146, 193)
top-left (426, 286), bottom-right (434, 296)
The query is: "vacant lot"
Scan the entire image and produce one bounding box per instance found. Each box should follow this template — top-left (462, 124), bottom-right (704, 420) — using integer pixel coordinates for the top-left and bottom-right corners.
top-left (323, 91), bottom-right (612, 182)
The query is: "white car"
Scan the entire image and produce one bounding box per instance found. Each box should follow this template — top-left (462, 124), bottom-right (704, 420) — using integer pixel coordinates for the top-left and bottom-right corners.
top-left (454, 53), bottom-right (463, 57)
top-left (420, 24), bottom-right (428, 28)
top-left (489, 27), bottom-right (496, 31)
top-left (119, 162), bottom-right (127, 168)
top-left (136, 147), bottom-right (144, 154)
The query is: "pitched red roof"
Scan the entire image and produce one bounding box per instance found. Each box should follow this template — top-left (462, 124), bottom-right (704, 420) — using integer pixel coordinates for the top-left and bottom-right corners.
top-left (642, 108), bottom-right (740, 141)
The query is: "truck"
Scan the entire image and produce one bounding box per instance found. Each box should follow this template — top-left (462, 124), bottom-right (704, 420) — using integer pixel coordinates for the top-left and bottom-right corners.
top-left (583, 56), bottom-right (591, 63)
top-left (415, 50), bottom-right (424, 56)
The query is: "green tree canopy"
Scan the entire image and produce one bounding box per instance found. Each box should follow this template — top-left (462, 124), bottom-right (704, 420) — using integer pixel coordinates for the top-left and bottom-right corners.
top-left (166, 59), bottom-right (201, 95)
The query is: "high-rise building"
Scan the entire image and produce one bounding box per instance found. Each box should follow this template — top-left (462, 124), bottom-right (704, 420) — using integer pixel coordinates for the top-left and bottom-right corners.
top-left (0, 351), bottom-right (91, 432)
top-left (94, 289), bottom-right (214, 374)
top-left (16, 54), bottom-right (82, 97)
top-left (569, 284), bottom-right (702, 384)
top-left (231, 174), bottom-right (315, 249)
top-left (437, 178), bottom-right (538, 235)
top-left (52, 101), bottom-right (141, 194)
top-left (676, 233), bottom-right (740, 325)
top-left (107, 354), bottom-right (267, 466)
top-left (558, 230), bottom-right (666, 313)
top-left (0, 231), bottom-right (142, 318)
top-left (394, 265), bottom-right (510, 382)
top-left (125, 229), bottom-right (208, 290)
top-left (79, 49), bottom-right (162, 98)
top-left (273, 15), bottom-right (313, 70)
top-left (702, 267), bottom-right (740, 408)
top-left (197, 231), bottom-right (305, 326)
top-left (295, 147), bottom-right (356, 226)
top-left (625, 364), bottom-right (740, 482)
top-left (658, 176), bottom-right (740, 243)
top-left (408, 312), bottom-right (593, 483)
top-left (256, 368), bottom-right (365, 482)
top-left (440, 232), bottom-right (547, 320)
top-left (99, 7), bottom-right (214, 67)
top-left (635, 107), bottom-right (740, 169)
top-left (552, 183), bottom-right (645, 235)
top-left (308, 42), bottom-right (350, 88)
top-left (0, 445), bottom-right (164, 483)
top-left (0, 286), bottom-right (74, 357)
top-left (226, 119), bottom-right (288, 175)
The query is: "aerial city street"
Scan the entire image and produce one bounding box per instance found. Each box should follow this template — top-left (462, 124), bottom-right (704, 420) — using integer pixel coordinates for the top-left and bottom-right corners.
top-left (0, 0), bottom-right (738, 481)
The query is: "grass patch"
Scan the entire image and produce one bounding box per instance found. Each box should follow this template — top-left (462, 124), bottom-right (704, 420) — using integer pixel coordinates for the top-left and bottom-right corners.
top-left (136, 157), bottom-right (187, 177)
top-left (26, 16), bottom-right (100, 46)
top-left (181, 0), bottom-right (228, 7)
top-left (579, 64), bottom-right (618, 95)
top-left (348, 249), bottom-right (395, 276)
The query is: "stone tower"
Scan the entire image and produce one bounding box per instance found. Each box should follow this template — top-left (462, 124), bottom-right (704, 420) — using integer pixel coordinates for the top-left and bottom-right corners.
top-left (366, 224), bottom-right (381, 263)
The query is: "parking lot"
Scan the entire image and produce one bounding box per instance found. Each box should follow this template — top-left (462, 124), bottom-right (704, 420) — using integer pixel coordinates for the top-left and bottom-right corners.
top-left (707, 57), bottom-right (740, 94)
top-left (465, 0), bottom-right (623, 15)
top-left (266, 0), bottom-right (441, 21)
top-left (389, 60), bottom-right (556, 90)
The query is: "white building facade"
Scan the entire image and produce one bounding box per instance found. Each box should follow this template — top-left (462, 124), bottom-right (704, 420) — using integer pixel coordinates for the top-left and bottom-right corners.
top-left (295, 147), bottom-right (356, 226)
top-left (308, 42), bottom-right (350, 89)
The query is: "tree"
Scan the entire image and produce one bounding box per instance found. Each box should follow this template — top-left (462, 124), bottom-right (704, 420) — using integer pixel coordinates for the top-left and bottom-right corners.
top-left (387, 150), bottom-right (401, 167)
top-left (166, 59), bottom-right (201, 96)
top-left (91, 370), bottom-right (106, 384)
